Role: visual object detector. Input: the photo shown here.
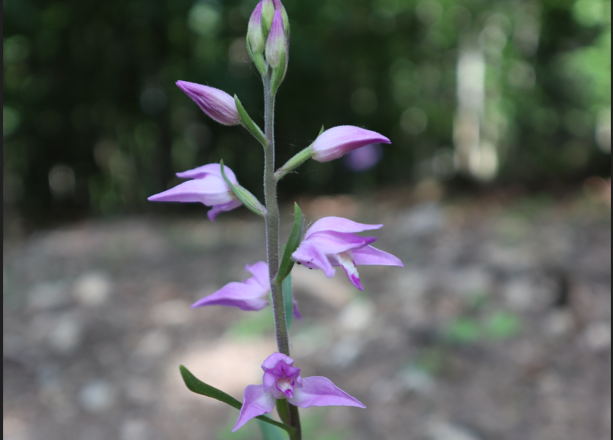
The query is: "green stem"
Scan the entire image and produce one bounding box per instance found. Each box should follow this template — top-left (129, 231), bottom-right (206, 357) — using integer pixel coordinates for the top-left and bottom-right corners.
top-left (263, 71), bottom-right (302, 440)
top-left (263, 72), bottom-right (289, 357)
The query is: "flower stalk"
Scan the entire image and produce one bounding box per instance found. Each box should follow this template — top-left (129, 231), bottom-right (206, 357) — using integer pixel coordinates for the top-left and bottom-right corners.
top-left (263, 69), bottom-right (303, 440)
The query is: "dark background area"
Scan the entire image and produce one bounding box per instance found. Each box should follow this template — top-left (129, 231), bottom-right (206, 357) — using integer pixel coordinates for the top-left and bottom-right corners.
top-left (3, 0), bottom-right (611, 232)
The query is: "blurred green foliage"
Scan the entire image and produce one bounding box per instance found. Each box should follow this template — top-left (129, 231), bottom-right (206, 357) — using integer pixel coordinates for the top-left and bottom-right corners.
top-left (3, 0), bottom-right (611, 226)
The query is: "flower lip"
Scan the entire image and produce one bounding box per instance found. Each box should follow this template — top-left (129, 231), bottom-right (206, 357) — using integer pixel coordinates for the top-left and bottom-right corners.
top-left (310, 126), bottom-right (391, 163)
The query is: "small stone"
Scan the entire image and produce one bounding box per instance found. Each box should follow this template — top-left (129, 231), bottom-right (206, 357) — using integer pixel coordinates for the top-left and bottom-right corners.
top-left (120, 419), bottom-right (149, 440)
top-left (28, 281), bottom-right (70, 310)
top-left (126, 377), bottom-right (154, 404)
top-left (427, 420), bottom-right (482, 440)
top-left (337, 300), bottom-right (373, 332)
top-left (329, 335), bottom-right (363, 367)
top-left (502, 278), bottom-right (535, 311)
top-left (73, 271), bottom-right (112, 306)
top-left (544, 310), bottom-right (575, 337)
top-left (134, 330), bottom-right (172, 358)
top-left (150, 299), bottom-right (191, 326)
top-left (79, 380), bottom-right (117, 413)
top-left (3, 414), bottom-right (29, 440)
top-left (398, 202), bottom-right (444, 238)
top-left (399, 366), bottom-right (436, 396)
top-left (47, 313), bottom-right (83, 354)
top-left (583, 321), bottom-right (611, 352)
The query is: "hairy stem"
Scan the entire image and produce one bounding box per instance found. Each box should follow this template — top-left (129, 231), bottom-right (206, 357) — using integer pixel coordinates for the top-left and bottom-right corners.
top-left (263, 71), bottom-right (302, 440)
top-left (263, 72), bottom-right (289, 356)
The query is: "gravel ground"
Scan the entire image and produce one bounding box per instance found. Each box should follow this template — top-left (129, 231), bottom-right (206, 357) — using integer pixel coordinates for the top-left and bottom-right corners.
top-left (3, 187), bottom-right (611, 440)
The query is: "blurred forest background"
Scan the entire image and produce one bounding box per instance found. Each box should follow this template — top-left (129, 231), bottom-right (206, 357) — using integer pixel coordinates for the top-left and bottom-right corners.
top-left (3, 0), bottom-right (611, 231)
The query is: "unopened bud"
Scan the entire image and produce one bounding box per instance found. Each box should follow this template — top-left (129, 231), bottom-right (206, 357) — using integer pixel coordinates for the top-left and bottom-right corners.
top-left (261, 0), bottom-right (275, 36)
top-left (265, 10), bottom-right (287, 69)
top-left (247, 2), bottom-right (265, 54)
top-left (176, 81), bottom-right (240, 126)
top-left (273, 0), bottom-right (290, 36)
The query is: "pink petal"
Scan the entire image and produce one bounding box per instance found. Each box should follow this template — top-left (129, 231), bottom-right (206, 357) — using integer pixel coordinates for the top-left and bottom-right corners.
top-left (288, 376), bottom-right (366, 409)
top-left (147, 176), bottom-right (234, 206)
top-left (311, 126), bottom-right (391, 162)
top-left (305, 216), bottom-right (382, 239)
top-left (261, 352), bottom-right (294, 371)
top-left (176, 163), bottom-right (238, 183)
top-left (352, 245), bottom-right (404, 267)
top-left (176, 81), bottom-right (240, 126)
top-left (207, 199), bottom-right (242, 222)
top-left (232, 385), bottom-right (276, 432)
top-left (292, 241), bottom-right (335, 277)
top-left (304, 231), bottom-right (378, 254)
top-left (245, 261), bottom-right (270, 291)
top-left (191, 281), bottom-right (269, 311)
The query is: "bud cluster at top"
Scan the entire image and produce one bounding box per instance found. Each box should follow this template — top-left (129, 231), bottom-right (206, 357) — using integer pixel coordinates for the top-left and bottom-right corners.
top-left (248, 0), bottom-right (289, 72)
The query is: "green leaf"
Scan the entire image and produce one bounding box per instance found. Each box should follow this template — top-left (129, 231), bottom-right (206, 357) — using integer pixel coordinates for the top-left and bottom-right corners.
top-left (274, 203), bottom-right (304, 285)
top-left (282, 273), bottom-right (293, 331)
top-left (180, 365), bottom-right (242, 410)
top-left (258, 419), bottom-right (287, 440)
top-left (318, 125), bottom-right (325, 136)
top-left (220, 160), bottom-right (266, 217)
top-left (234, 95), bottom-right (268, 148)
top-left (179, 365), bottom-right (296, 436)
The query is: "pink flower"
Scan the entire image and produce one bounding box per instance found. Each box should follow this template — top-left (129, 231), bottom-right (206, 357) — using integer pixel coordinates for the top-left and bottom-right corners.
top-left (233, 352), bottom-right (365, 432)
top-left (310, 126), bottom-right (391, 162)
top-left (192, 261), bottom-right (302, 318)
top-left (291, 217), bottom-right (403, 290)
top-left (176, 81), bottom-right (239, 126)
top-left (147, 164), bottom-right (242, 221)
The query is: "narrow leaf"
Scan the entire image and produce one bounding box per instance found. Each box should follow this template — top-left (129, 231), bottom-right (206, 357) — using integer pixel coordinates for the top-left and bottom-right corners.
top-left (234, 95), bottom-right (268, 148)
top-left (282, 273), bottom-right (293, 331)
top-left (220, 160), bottom-right (266, 217)
top-left (274, 203), bottom-right (304, 285)
top-left (179, 365), bottom-right (296, 436)
top-left (180, 364), bottom-right (241, 410)
top-left (258, 420), bottom-right (287, 440)
top-left (319, 125), bottom-right (325, 136)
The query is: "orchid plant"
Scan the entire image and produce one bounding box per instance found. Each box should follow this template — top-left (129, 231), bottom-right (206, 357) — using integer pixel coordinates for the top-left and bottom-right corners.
top-left (148, 1), bottom-right (403, 438)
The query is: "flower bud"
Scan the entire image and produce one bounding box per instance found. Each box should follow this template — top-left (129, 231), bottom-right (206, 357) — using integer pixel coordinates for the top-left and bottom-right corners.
top-left (176, 81), bottom-right (240, 126)
top-left (265, 10), bottom-right (287, 69)
top-left (247, 2), bottom-right (264, 54)
top-left (310, 126), bottom-right (391, 162)
top-left (273, 0), bottom-right (290, 36)
top-left (261, 0), bottom-right (275, 36)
